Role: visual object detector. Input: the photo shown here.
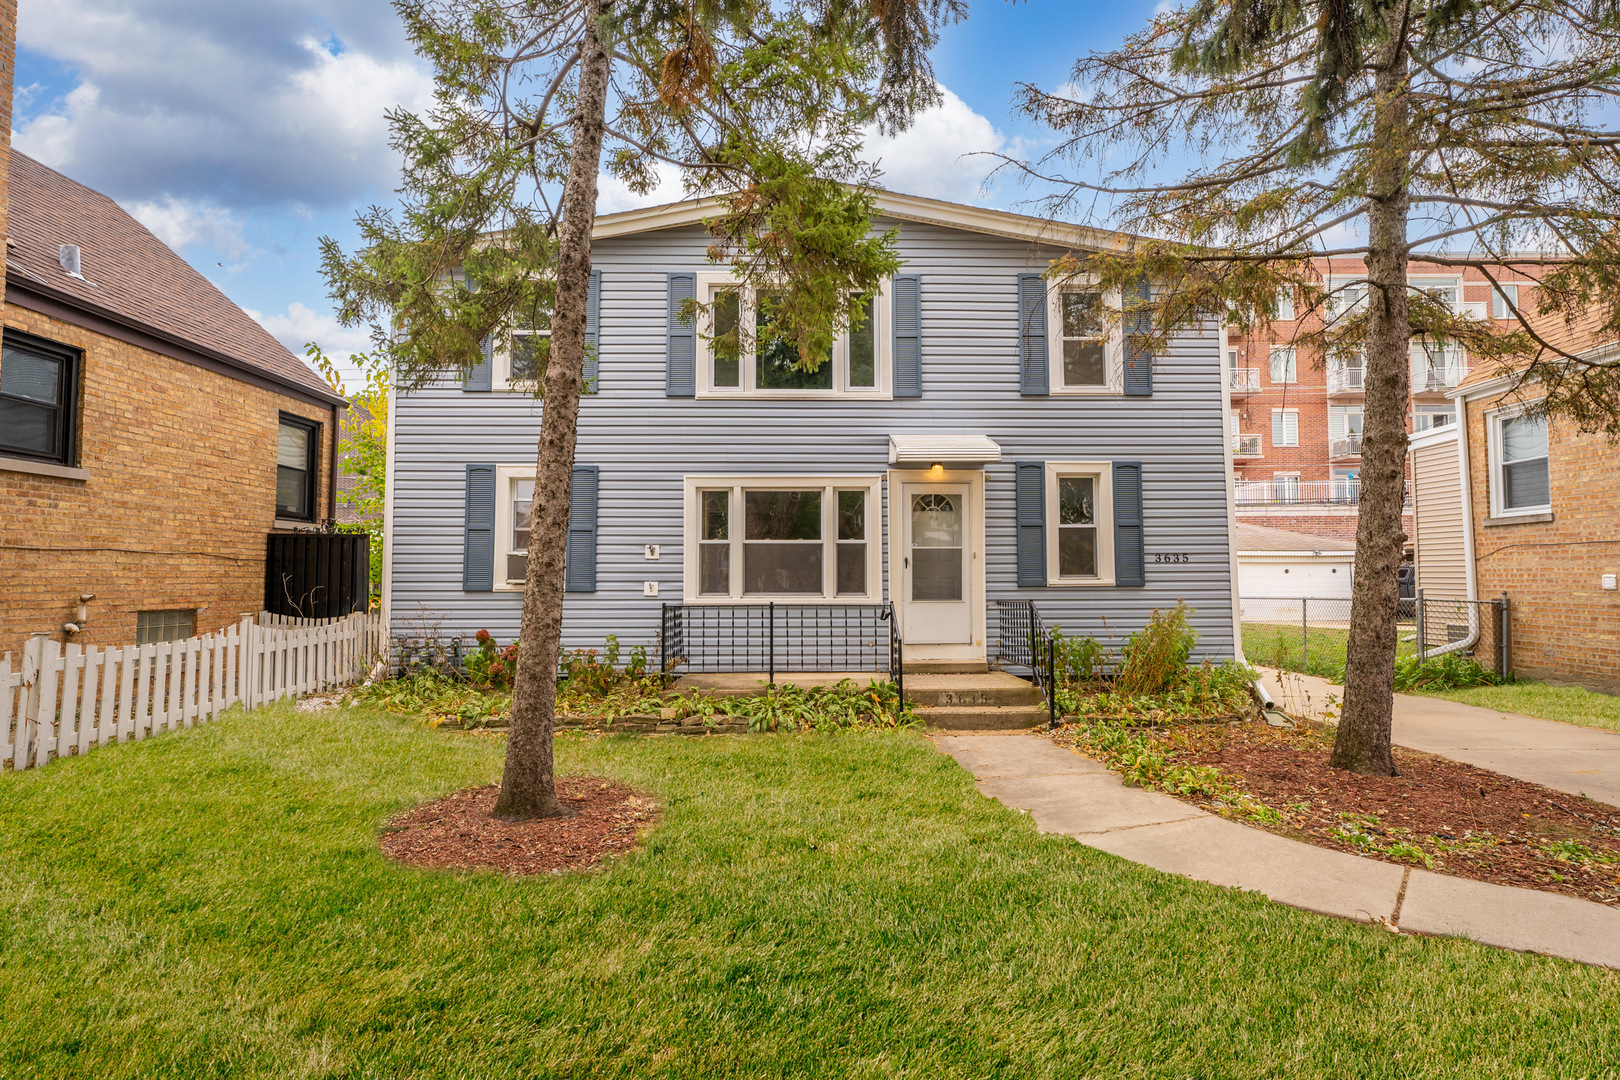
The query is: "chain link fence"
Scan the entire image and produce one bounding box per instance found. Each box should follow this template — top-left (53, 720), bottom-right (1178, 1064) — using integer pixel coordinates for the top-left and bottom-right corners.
top-left (1240, 593), bottom-right (1511, 682)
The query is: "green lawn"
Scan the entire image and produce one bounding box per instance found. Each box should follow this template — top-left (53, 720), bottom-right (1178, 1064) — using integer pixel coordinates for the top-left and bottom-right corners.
top-left (1417, 681), bottom-right (1620, 734)
top-left (1242, 621), bottom-right (1419, 682)
top-left (2, 706), bottom-right (1617, 1078)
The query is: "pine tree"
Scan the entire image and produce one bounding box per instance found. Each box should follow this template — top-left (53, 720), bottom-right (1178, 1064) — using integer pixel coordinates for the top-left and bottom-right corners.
top-left (321, 0), bottom-right (960, 815)
top-left (1011, 0), bottom-right (1620, 774)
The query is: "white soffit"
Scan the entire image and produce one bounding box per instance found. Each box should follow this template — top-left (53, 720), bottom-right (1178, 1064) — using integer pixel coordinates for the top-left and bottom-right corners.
top-left (888, 433), bottom-right (1003, 467)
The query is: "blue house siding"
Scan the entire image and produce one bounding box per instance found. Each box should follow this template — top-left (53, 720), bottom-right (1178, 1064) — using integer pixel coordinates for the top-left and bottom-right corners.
top-left (387, 216), bottom-right (1237, 662)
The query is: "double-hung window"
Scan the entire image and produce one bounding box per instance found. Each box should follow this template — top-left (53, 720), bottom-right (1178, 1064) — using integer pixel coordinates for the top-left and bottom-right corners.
top-left (1043, 462), bottom-right (1115, 585)
top-left (0, 330), bottom-right (80, 466)
top-left (683, 476), bottom-right (883, 601)
top-left (1271, 409), bottom-right (1299, 448)
top-left (1491, 283), bottom-right (1519, 320)
top-left (1047, 282), bottom-right (1123, 393)
top-left (276, 414), bottom-right (319, 521)
top-left (1412, 404), bottom-right (1454, 432)
top-left (1269, 346), bottom-right (1297, 384)
top-left (695, 273), bottom-right (890, 398)
top-left (1275, 286), bottom-right (1296, 322)
top-left (1491, 409), bottom-right (1551, 516)
top-left (492, 307), bottom-right (551, 391)
top-left (1413, 277), bottom-right (1462, 313)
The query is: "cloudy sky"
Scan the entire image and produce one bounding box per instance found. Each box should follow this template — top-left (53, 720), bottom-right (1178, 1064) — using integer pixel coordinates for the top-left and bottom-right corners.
top-left (14, 0), bottom-right (1163, 381)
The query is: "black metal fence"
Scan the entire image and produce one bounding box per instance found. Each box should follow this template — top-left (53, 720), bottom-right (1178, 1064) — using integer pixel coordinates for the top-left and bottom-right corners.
top-left (264, 532), bottom-right (370, 619)
top-left (995, 600), bottom-right (1057, 727)
top-left (659, 601), bottom-right (900, 684)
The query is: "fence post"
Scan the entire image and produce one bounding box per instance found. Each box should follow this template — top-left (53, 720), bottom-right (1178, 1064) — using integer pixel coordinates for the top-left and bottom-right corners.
top-left (18, 633), bottom-right (48, 771)
top-left (1416, 588), bottom-right (1426, 662)
top-left (1301, 598), bottom-right (1308, 672)
top-left (1499, 591), bottom-right (1511, 680)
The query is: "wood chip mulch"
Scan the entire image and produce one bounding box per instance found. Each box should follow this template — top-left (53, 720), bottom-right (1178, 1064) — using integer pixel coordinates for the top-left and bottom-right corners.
top-left (379, 778), bottom-right (659, 875)
top-left (1144, 722), bottom-right (1620, 905)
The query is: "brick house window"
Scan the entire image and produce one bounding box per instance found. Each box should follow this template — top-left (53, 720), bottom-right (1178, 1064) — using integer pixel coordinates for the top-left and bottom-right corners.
top-left (277, 414), bottom-right (320, 521)
top-left (136, 609), bottom-right (197, 645)
top-left (0, 329), bottom-right (80, 465)
top-left (1490, 409), bottom-right (1550, 516)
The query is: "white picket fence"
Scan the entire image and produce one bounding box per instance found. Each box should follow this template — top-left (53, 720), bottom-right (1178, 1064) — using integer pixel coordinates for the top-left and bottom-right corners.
top-left (1, 611), bottom-right (383, 772)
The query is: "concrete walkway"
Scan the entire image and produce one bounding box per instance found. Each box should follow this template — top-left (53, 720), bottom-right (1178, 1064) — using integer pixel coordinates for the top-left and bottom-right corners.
top-left (1260, 668), bottom-right (1620, 808)
top-left (936, 733), bottom-right (1620, 969)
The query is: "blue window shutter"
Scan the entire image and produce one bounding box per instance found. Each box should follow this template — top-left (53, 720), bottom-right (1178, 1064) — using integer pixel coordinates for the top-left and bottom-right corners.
top-left (1114, 461), bottom-right (1145, 587)
top-left (666, 273), bottom-right (696, 397)
top-left (1018, 273), bottom-right (1048, 396)
top-left (463, 464), bottom-right (496, 591)
top-left (1015, 461), bottom-right (1046, 587)
top-left (1124, 278), bottom-right (1154, 397)
top-left (464, 336), bottom-right (492, 392)
top-left (565, 465), bottom-right (599, 592)
top-left (582, 269), bottom-right (601, 393)
top-left (892, 274), bottom-right (921, 398)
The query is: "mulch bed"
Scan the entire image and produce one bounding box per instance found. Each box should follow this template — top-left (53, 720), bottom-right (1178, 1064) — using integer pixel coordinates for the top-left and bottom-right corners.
top-left (1119, 721), bottom-right (1620, 905)
top-left (379, 777), bottom-right (659, 875)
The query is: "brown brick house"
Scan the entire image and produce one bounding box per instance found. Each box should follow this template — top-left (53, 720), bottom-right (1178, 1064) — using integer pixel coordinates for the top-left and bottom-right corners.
top-left (1409, 312), bottom-right (1620, 691)
top-left (1, 151), bottom-right (347, 656)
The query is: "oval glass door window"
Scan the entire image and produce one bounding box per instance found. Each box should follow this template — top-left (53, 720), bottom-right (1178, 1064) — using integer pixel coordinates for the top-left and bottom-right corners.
top-left (911, 493), bottom-right (963, 602)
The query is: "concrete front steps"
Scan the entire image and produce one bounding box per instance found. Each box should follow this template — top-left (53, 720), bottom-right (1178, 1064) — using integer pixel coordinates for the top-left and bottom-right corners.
top-left (906, 672), bottom-right (1048, 730)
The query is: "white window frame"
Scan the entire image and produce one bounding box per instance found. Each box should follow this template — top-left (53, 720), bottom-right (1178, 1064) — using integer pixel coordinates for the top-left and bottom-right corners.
top-left (1487, 403), bottom-right (1552, 518)
top-left (1326, 276), bottom-right (1368, 314)
top-left (694, 271), bottom-right (892, 400)
top-left (493, 464), bottom-right (538, 591)
top-left (1275, 286), bottom-right (1296, 322)
top-left (1272, 409), bottom-right (1299, 447)
top-left (490, 320), bottom-right (551, 392)
top-left (1269, 346), bottom-right (1297, 384)
top-left (1412, 404), bottom-right (1454, 432)
top-left (681, 475), bottom-right (884, 603)
top-left (1046, 279), bottom-right (1125, 395)
top-left (1492, 283), bottom-right (1520, 320)
top-left (1043, 461), bottom-right (1115, 587)
top-left (1411, 275), bottom-right (1464, 314)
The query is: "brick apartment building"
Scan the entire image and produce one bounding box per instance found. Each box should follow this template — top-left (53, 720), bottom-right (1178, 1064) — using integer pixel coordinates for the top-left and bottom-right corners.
top-left (1225, 257), bottom-right (1538, 543)
top-left (1, 151), bottom-right (347, 656)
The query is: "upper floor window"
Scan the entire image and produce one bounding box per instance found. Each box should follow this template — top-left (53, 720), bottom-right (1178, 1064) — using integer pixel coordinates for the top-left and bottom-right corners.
top-left (276, 414), bottom-right (319, 521)
top-left (1492, 283), bottom-right (1520, 320)
top-left (0, 329), bottom-right (80, 465)
top-left (1048, 284), bottom-right (1123, 393)
top-left (1412, 276), bottom-right (1463, 313)
top-left (1412, 404), bottom-right (1454, 432)
top-left (492, 308), bottom-right (551, 391)
top-left (1269, 346), bottom-right (1297, 384)
top-left (1490, 409), bottom-right (1550, 516)
top-left (1275, 286), bottom-right (1296, 322)
top-left (695, 272), bottom-right (890, 398)
top-left (1271, 409), bottom-right (1299, 447)
top-left (1326, 277), bottom-right (1367, 314)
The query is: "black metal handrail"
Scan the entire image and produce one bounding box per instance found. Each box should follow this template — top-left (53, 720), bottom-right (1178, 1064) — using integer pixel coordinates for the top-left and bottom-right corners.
top-left (659, 602), bottom-right (900, 688)
top-left (996, 600), bottom-right (1057, 728)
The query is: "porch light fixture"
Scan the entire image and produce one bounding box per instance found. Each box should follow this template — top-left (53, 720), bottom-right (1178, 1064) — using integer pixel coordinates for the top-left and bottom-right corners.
top-left (929, 462), bottom-right (944, 473)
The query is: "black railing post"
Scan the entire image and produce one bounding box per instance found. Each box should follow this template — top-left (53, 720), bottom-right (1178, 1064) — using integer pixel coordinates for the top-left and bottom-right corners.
top-left (768, 601), bottom-right (776, 685)
top-left (1048, 635), bottom-right (1058, 729)
top-left (1500, 591), bottom-right (1511, 679)
top-left (660, 603), bottom-right (668, 675)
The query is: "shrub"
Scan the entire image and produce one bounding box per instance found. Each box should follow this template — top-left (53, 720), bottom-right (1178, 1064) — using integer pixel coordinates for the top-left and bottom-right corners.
top-left (1052, 627), bottom-right (1109, 685)
top-left (1115, 602), bottom-right (1197, 696)
top-left (1392, 653), bottom-right (1503, 692)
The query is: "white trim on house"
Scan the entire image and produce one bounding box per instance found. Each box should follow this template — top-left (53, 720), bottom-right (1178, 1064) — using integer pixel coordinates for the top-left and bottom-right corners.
top-left (492, 464), bottom-right (537, 591)
top-left (490, 324), bottom-right (549, 392)
top-left (379, 380), bottom-right (398, 630)
top-left (679, 474), bottom-right (884, 604)
top-left (887, 433), bottom-right (1001, 467)
top-left (1043, 460), bottom-right (1116, 587)
top-left (1045, 279), bottom-right (1124, 395)
top-left (691, 270), bottom-right (892, 400)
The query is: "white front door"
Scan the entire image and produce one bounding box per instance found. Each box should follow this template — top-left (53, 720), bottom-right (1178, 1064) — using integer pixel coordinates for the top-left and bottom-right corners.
top-left (901, 483), bottom-right (973, 646)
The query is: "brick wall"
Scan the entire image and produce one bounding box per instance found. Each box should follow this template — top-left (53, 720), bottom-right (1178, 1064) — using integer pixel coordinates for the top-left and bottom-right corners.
top-left (1466, 391), bottom-right (1620, 691)
top-left (0, 305), bottom-right (335, 657)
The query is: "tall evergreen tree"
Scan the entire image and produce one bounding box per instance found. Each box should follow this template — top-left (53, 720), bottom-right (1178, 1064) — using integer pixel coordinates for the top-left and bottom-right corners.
top-left (1009, 0), bottom-right (1620, 774)
top-left (322, 0), bottom-right (960, 816)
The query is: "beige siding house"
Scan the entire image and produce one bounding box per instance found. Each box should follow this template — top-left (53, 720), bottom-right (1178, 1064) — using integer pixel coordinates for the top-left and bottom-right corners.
top-left (1409, 424), bottom-right (1469, 601)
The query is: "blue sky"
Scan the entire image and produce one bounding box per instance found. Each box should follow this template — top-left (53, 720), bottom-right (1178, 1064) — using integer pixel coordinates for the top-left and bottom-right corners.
top-left (13, 1), bottom-right (1166, 382)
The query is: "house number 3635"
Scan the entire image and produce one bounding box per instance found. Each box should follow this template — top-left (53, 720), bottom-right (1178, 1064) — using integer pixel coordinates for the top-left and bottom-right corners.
top-left (1153, 553), bottom-right (1190, 564)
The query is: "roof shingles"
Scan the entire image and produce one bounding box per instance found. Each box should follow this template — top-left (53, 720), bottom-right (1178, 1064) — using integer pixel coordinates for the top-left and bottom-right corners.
top-left (4, 152), bottom-right (340, 403)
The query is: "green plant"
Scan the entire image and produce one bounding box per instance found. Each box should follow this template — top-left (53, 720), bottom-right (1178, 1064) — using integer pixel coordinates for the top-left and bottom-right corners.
top-left (1542, 840), bottom-right (1620, 866)
top-left (1051, 627), bottom-right (1109, 685)
top-left (1115, 602), bottom-right (1197, 696)
top-left (1393, 653), bottom-right (1503, 693)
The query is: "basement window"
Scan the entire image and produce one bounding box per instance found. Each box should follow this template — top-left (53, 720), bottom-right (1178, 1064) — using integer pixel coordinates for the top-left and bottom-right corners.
top-left (136, 609), bottom-right (197, 645)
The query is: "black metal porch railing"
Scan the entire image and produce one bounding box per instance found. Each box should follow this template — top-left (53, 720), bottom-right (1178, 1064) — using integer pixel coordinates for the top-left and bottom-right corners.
top-left (659, 602), bottom-right (903, 699)
top-left (996, 600), bottom-right (1057, 728)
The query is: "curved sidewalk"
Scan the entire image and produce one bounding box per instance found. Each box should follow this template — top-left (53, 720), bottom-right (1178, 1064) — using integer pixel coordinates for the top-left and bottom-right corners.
top-left (935, 733), bottom-right (1620, 969)
top-left (1259, 668), bottom-right (1620, 808)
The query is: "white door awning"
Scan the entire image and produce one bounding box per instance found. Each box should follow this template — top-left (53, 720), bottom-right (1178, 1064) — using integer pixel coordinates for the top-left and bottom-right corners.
top-left (888, 433), bottom-right (1002, 468)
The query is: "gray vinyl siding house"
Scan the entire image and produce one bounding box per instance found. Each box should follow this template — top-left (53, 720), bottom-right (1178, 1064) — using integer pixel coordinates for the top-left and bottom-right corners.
top-left (383, 193), bottom-right (1239, 669)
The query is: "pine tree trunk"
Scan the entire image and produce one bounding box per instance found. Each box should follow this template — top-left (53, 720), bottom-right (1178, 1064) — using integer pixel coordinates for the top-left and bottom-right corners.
top-left (493, 1), bottom-right (613, 820)
top-left (1330, 18), bottom-right (1411, 776)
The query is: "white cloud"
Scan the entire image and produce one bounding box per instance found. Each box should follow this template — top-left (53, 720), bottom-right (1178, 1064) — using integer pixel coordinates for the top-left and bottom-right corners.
top-left (1153, 0), bottom-right (1177, 17)
top-left (251, 301), bottom-right (373, 377)
top-left (595, 161), bottom-right (687, 215)
top-left (860, 85), bottom-right (1012, 205)
top-left (124, 195), bottom-right (250, 259)
top-left (14, 2), bottom-right (435, 211)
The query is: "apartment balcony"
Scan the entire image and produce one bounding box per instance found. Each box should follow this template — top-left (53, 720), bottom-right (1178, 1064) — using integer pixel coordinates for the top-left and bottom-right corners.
top-left (1417, 363), bottom-right (1468, 394)
top-left (1326, 365), bottom-right (1365, 396)
top-left (1232, 433), bottom-right (1263, 459)
top-left (1329, 434), bottom-right (1364, 459)
top-left (1235, 479), bottom-right (1412, 507)
top-left (1229, 367), bottom-right (1262, 396)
